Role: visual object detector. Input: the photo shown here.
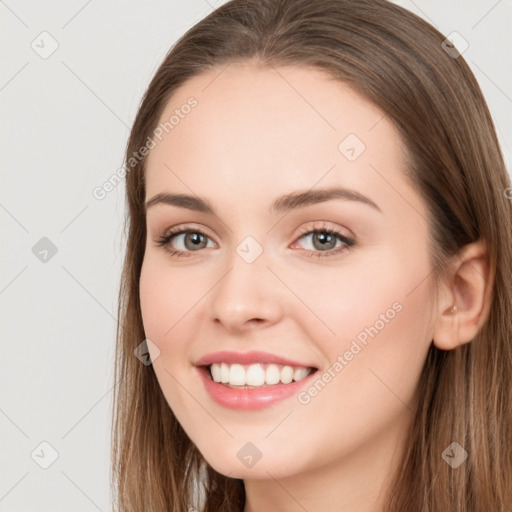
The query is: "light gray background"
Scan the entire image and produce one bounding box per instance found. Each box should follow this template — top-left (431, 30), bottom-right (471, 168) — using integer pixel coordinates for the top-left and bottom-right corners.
top-left (1, 1), bottom-right (511, 510)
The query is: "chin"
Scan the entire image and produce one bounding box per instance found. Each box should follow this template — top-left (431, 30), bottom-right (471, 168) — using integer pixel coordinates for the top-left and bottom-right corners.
top-left (199, 446), bottom-right (300, 480)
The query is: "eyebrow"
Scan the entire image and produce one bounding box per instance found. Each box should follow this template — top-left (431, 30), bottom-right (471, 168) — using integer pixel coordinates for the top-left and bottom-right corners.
top-left (144, 186), bottom-right (382, 215)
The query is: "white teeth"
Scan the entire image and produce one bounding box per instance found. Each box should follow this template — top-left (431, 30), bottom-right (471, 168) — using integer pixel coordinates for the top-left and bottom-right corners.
top-left (265, 364), bottom-right (281, 385)
top-left (208, 362), bottom-right (313, 387)
top-left (293, 367), bottom-right (310, 381)
top-left (280, 365), bottom-right (294, 384)
top-left (229, 364), bottom-right (246, 385)
top-left (246, 364), bottom-right (266, 386)
top-left (210, 363), bottom-right (221, 382)
top-left (220, 362), bottom-right (230, 383)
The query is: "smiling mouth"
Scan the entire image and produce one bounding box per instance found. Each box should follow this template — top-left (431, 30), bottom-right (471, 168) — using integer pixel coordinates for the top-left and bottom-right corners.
top-left (204, 362), bottom-right (318, 389)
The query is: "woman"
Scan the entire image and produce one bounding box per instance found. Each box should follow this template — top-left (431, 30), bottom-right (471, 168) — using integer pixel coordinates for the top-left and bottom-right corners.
top-left (111, 0), bottom-right (512, 510)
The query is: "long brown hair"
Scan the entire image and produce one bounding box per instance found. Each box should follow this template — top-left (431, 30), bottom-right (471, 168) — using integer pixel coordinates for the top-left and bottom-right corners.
top-left (111, 0), bottom-right (512, 510)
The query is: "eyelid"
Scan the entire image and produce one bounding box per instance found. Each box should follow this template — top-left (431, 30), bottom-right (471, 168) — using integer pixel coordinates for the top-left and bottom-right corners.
top-left (161, 223), bottom-right (216, 241)
top-left (293, 220), bottom-right (354, 240)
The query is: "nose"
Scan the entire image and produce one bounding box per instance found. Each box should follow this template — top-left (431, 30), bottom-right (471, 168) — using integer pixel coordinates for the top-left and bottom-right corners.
top-left (209, 253), bottom-right (284, 332)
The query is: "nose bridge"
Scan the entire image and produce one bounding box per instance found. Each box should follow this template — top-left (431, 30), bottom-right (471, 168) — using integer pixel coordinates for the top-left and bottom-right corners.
top-left (210, 237), bottom-right (283, 328)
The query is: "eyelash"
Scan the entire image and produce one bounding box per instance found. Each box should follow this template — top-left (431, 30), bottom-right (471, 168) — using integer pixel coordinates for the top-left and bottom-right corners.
top-left (153, 223), bottom-right (356, 260)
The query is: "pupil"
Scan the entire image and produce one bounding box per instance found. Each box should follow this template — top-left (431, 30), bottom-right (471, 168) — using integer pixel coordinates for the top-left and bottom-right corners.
top-left (315, 232), bottom-right (335, 250)
top-left (319, 233), bottom-right (329, 243)
top-left (186, 232), bottom-right (205, 250)
top-left (191, 233), bottom-right (201, 244)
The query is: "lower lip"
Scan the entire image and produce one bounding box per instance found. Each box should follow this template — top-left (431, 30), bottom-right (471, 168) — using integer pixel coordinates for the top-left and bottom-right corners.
top-left (196, 366), bottom-right (318, 410)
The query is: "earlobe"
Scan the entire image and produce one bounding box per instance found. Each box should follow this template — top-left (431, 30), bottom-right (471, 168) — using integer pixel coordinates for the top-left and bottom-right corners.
top-left (432, 240), bottom-right (493, 351)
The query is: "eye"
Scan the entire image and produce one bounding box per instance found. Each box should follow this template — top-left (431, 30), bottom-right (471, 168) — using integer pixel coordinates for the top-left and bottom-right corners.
top-left (152, 222), bottom-right (356, 259)
top-left (292, 222), bottom-right (356, 259)
top-left (153, 226), bottom-right (215, 258)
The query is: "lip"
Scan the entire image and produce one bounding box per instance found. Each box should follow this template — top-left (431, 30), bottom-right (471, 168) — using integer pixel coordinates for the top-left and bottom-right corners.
top-left (196, 366), bottom-right (318, 410)
top-left (194, 350), bottom-right (316, 369)
top-left (194, 351), bottom-right (319, 411)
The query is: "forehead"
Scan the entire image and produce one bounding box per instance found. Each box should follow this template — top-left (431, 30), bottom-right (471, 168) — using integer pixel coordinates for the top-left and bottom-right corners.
top-left (144, 63), bottom-right (423, 221)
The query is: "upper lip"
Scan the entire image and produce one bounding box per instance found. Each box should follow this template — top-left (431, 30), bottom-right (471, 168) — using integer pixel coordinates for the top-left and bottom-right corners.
top-left (194, 350), bottom-right (317, 369)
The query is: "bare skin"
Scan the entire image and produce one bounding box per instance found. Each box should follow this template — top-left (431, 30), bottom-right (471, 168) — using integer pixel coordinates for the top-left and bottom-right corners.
top-left (139, 61), bottom-right (491, 512)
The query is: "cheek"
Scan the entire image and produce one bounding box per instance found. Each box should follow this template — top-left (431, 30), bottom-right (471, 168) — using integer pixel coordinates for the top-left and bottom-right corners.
top-left (299, 233), bottom-right (432, 338)
top-left (139, 255), bottom-right (200, 414)
top-left (139, 254), bottom-right (199, 340)
top-left (293, 244), bottom-right (434, 408)
top-left (281, 263), bottom-right (433, 467)
top-left (138, 254), bottom-right (204, 392)
top-left (283, 247), bottom-right (424, 343)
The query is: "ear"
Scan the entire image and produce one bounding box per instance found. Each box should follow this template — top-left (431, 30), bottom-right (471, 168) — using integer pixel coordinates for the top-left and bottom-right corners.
top-left (432, 240), bottom-right (494, 351)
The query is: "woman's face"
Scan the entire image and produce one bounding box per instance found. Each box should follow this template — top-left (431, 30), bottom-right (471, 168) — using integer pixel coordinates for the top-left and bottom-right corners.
top-left (140, 62), bottom-right (436, 480)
